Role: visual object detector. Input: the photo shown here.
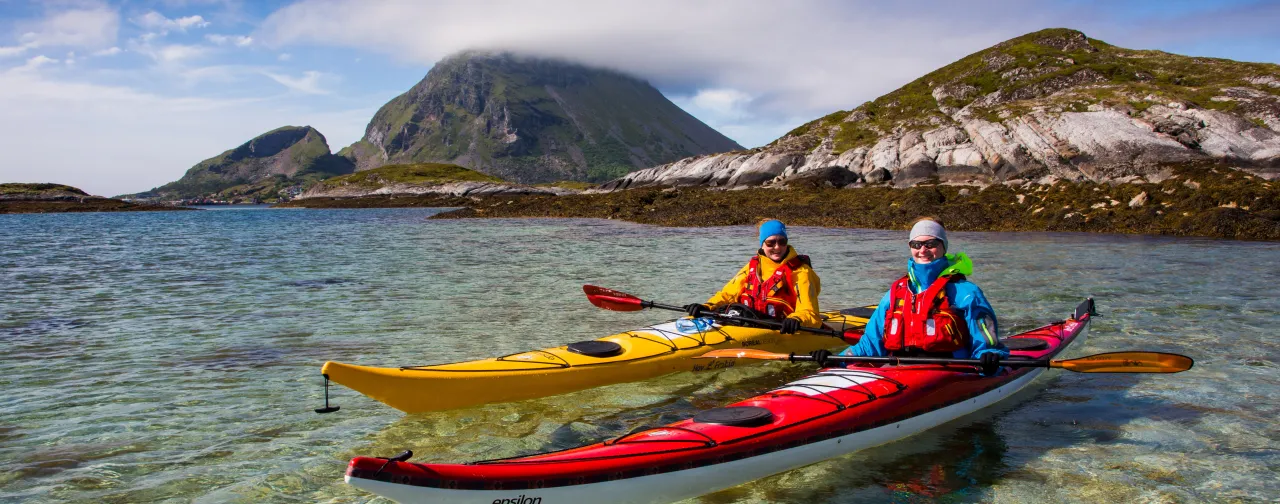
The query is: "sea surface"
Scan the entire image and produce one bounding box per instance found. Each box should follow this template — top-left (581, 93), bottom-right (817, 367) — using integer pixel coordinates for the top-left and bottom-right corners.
top-left (1, 208), bottom-right (1276, 503)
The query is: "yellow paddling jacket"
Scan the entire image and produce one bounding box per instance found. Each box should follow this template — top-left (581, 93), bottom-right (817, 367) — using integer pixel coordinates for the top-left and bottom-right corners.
top-left (705, 246), bottom-right (822, 328)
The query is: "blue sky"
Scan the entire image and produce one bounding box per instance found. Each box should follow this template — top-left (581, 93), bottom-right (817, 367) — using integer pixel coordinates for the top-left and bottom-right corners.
top-left (0, 0), bottom-right (1277, 196)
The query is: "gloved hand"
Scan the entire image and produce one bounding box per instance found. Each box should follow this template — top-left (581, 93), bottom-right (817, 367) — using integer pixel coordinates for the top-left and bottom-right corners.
top-left (979, 352), bottom-right (1002, 376)
top-left (809, 349), bottom-right (832, 367)
top-left (779, 317), bottom-right (801, 335)
top-left (683, 303), bottom-right (709, 317)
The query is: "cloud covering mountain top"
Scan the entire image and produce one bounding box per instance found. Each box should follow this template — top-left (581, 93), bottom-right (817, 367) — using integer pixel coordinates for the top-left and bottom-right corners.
top-left (0, 0), bottom-right (1277, 196)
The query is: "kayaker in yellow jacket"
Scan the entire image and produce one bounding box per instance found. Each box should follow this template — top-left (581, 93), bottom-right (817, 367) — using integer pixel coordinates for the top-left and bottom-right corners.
top-left (683, 219), bottom-right (822, 335)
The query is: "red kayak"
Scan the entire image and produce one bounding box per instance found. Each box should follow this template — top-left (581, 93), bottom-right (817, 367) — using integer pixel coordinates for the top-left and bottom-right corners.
top-left (345, 299), bottom-right (1098, 503)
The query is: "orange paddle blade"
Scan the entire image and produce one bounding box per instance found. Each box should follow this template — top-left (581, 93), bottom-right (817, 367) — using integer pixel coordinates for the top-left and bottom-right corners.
top-left (1051, 352), bottom-right (1194, 373)
top-left (696, 349), bottom-right (791, 360)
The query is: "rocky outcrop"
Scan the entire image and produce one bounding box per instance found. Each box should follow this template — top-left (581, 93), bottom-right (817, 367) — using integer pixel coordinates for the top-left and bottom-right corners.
top-left (600, 29), bottom-right (1280, 191)
top-left (1, 183), bottom-right (183, 213)
top-left (342, 51), bottom-right (743, 184)
top-left (294, 162), bottom-right (578, 199)
top-left (129, 126), bottom-right (354, 200)
top-left (297, 181), bottom-right (575, 199)
top-left (0, 183), bottom-right (92, 201)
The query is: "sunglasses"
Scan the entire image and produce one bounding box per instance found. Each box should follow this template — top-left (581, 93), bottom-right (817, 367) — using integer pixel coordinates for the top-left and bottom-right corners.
top-left (763, 237), bottom-right (788, 247)
top-left (908, 239), bottom-right (944, 250)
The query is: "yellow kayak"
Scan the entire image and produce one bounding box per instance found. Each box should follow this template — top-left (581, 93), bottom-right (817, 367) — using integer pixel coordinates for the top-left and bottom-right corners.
top-left (320, 307), bottom-right (872, 414)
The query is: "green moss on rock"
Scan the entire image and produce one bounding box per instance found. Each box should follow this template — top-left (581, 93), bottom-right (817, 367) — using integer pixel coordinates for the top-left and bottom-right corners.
top-left (783, 28), bottom-right (1280, 154)
top-left (316, 163), bottom-right (503, 189)
top-left (0, 183), bottom-right (89, 196)
top-left (1, 183), bottom-right (187, 213)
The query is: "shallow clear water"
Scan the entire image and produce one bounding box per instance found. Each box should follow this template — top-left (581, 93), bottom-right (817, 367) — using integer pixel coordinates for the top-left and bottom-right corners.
top-left (1, 208), bottom-right (1276, 503)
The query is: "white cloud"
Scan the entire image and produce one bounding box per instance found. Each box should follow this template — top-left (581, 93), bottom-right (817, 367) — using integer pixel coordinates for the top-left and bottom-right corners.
top-left (0, 44), bottom-right (33, 57)
top-left (172, 64), bottom-right (255, 87)
top-left (175, 15), bottom-right (211, 30)
top-left (16, 5), bottom-right (120, 50)
top-left (263, 70), bottom-right (329, 94)
top-left (277, 52), bottom-right (291, 61)
top-left (93, 46), bottom-right (123, 56)
top-left (17, 55), bottom-right (60, 71)
top-left (256, 0), bottom-right (1049, 147)
top-left (671, 88), bottom-right (768, 146)
top-left (206, 34), bottom-right (253, 47)
top-left (135, 11), bottom-right (211, 33)
top-left (154, 44), bottom-right (208, 63)
top-left (685, 88), bottom-right (752, 119)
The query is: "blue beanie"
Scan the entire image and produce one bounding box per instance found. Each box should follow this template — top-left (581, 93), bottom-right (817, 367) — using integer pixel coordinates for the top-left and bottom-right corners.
top-left (758, 220), bottom-right (787, 246)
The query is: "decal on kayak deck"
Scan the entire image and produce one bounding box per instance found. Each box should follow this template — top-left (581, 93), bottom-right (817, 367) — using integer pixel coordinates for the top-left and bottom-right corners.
top-left (492, 495), bottom-right (541, 504)
top-left (634, 321), bottom-right (712, 341)
top-left (692, 359), bottom-right (735, 372)
top-left (776, 369), bottom-right (884, 396)
top-left (630, 321), bottom-right (731, 348)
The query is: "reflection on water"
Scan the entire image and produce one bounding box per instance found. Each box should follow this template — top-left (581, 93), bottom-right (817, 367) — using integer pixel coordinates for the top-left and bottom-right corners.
top-left (1, 209), bottom-right (1277, 503)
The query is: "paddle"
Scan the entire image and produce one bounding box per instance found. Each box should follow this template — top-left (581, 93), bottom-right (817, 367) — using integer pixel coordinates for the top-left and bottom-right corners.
top-left (695, 349), bottom-right (1194, 373)
top-left (583, 285), bottom-right (854, 340)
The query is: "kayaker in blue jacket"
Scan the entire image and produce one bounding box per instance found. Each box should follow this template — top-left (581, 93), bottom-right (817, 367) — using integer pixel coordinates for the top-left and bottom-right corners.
top-left (816, 217), bottom-right (1008, 375)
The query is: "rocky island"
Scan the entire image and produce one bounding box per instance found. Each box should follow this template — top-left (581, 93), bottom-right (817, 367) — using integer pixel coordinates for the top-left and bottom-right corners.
top-left (129, 51), bottom-right (742, 206)
top-left (0, 183), bottom-right (183, 214)
top-left (122, 125), bottom-right (354, 204)
top-left (74, 28), bottom-right (1277, 240)
top-left (291, 29), bottom-right (1279, 241)
top-left (275, 163), bottom-right (580, 208)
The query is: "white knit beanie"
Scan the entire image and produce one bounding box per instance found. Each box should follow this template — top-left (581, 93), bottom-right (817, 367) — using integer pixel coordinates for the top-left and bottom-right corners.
top-left (908, 219), bottom-right (948, 250)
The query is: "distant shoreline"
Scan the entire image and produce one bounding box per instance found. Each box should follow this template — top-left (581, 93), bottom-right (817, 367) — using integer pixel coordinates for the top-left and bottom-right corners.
top-left (0, 199), bottom-right (191, 214)
top-left (15, 164), bottom-right (1276, 241)
top-left (277, 166), bottom-right (1280, 241)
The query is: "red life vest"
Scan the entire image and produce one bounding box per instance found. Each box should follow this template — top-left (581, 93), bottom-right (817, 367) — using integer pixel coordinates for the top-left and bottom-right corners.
top-left (740, 254), bottom-right (809, 319)
top-left (883, 274), bottom-right (968, 353)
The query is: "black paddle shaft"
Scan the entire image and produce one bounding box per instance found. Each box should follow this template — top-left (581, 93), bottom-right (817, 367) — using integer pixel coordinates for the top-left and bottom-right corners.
top-left (641, 300), bottom-right (846, 338)
top-left (788, 353), bottom-right (1049, 368)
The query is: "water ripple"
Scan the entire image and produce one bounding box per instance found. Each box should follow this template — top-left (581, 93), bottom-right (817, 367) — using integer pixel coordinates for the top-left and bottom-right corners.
top-left (1, 209), bottom-right (1277, 503)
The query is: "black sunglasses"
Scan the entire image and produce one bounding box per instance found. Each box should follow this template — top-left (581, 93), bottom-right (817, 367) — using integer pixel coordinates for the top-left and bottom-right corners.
top-left (908, 239), bottom-right (943, 250)
top-left (763, 237), bottom-right (788, 247)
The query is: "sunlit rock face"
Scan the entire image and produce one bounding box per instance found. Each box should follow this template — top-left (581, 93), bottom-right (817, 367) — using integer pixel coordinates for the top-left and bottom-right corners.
top-left (601, 28), bottom-right (1280, 191)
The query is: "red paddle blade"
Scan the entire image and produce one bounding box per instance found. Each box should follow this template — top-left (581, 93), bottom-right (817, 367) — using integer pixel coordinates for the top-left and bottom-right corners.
top-left (583, 285), bottom-right (645, 312)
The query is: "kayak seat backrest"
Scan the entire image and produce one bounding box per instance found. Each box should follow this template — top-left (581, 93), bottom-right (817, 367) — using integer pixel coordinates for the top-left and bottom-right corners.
top-left (566, 340), bottom-right (624, 358)
top-left (1001, 337), bottom-right (1049, 351)
top-left (839, 306), bottom-right (877, 318)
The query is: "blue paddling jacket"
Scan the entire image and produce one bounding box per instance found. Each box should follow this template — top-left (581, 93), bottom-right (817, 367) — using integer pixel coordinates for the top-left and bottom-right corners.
top-left (840, 252), bottom-right (1009, 360)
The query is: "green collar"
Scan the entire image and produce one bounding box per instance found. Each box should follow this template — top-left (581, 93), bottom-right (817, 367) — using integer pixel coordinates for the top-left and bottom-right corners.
top-left (940, 252), bottom-right (973, 277)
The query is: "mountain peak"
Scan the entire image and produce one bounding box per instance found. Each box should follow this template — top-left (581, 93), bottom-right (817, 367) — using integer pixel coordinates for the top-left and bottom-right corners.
top-left (129, 124), bottom-right (354, 201)
top-left (340, 51), bottom-right (743, 184)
